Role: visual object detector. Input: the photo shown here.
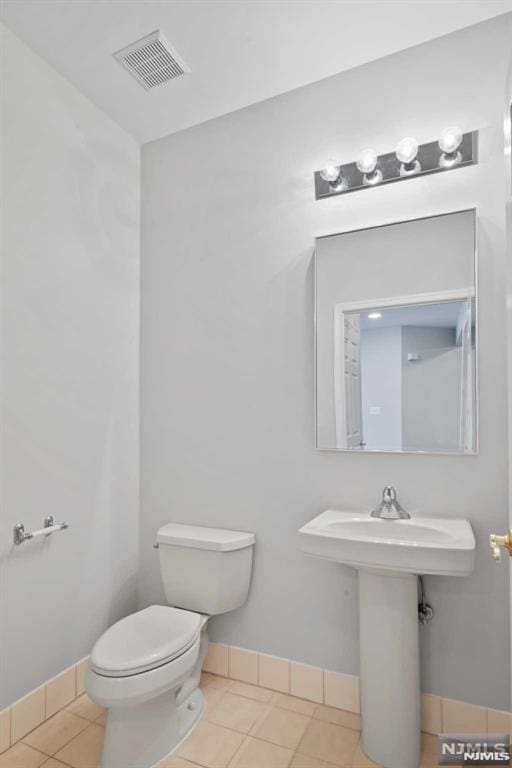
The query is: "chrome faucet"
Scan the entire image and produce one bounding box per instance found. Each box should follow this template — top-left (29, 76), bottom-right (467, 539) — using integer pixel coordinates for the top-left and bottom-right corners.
top-left (371, 486), bottom-right (410, 520)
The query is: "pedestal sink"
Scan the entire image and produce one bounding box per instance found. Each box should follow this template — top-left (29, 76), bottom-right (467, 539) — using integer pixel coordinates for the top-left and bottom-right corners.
top-left (298, 509), bottom-right (475, 768)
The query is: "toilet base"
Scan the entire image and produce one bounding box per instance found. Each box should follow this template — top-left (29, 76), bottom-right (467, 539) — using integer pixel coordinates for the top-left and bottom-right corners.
top-left (99, 687), bottom-right (205, 768)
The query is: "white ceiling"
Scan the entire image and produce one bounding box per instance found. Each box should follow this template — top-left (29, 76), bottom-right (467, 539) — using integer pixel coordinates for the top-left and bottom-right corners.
top-left (2, 0), bottom-right (512, 144)
top-left (359, 301), bottom-right (468, 330)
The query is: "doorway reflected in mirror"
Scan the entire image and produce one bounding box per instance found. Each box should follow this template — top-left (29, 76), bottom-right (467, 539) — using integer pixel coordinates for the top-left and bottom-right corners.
top-left (315, 209), bottom-right (477, 453)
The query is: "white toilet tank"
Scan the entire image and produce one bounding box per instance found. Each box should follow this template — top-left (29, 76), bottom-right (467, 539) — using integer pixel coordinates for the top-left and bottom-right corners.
top-left (156, 523), bottom-right (255, 615)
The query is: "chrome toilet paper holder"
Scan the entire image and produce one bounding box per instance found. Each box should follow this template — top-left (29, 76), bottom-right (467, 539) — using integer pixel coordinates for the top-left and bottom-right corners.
top-left (13, 515), bottom-right (69, 545)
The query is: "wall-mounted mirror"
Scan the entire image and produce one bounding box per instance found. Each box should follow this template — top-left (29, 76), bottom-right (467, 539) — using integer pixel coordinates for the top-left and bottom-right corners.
top-left (315, 210), bottom-right (477, 453)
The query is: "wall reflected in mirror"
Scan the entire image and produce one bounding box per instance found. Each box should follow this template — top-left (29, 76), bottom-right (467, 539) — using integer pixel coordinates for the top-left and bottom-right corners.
top-left (315, 210), bottom-right (477, 453)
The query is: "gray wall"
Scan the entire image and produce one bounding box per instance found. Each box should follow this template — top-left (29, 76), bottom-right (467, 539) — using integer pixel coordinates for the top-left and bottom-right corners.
top-left (402, 327), bottom-right (461, 452)
top-left (0, 26), bottom-right (140, 707)
top-left (140, 17), bottom-right (511, 709)
top-left (361, 327), bottom-right (402, 450)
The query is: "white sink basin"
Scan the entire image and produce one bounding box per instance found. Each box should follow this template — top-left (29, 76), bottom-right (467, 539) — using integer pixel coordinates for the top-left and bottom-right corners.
top-left (298, 509), bottom-right (475, 576)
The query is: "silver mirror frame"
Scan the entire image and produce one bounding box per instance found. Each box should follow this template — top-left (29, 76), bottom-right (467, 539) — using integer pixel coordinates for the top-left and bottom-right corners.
top-left (314, 208), bottom-right (479, 455)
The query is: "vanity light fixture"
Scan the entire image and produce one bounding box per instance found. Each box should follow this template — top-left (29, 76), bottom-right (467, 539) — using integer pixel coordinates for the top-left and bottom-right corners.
top-left (438, 126), bottom-right (463, 167)
top-left (314, 128), bottom-right (478, 199)
top-left (319, 159), bottom-right (345, 191)
top-left (396, 137), bottom-right (421, 176)
top-left (356, 149), bottom-right (382, 186)
top-left (368, 312), bottom-right (382, 320)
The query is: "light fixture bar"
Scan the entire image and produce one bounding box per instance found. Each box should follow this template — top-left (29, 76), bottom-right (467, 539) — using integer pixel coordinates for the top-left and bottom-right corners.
top-left (314, 130), bottom-right (477, 200)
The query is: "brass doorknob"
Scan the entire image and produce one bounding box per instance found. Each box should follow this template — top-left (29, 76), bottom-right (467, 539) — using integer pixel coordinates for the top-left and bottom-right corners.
top-left (490, 531), bottom-right (512, 561)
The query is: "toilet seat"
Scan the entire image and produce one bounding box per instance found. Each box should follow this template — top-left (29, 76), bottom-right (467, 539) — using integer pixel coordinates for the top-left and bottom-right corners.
top-left (91, 605), bottom-right (202, 677)
top-left (86, 632), bottom-right (202, 709)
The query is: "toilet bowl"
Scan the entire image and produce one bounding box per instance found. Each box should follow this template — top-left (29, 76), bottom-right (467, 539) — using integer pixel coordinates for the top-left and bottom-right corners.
top-left (86, 524), bottom-right (255, 768)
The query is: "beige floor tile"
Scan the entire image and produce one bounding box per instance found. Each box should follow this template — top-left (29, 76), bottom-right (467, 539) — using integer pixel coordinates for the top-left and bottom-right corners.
top-left (421, 732), bottom-right (438, 756)
top-left (314, 706), bottom-right (361, 732)
top-left (10, 687), bottom-right (46, 743)
top-left (420, 738), bottom-right (461, 768)
top-left (94, 713), bottom-right (106, 727)
top-left (201, 673), bottom-right (233, 692)
top-left (229, 736), bottom-right (294, 768)
top-left (54, 724), bottom-right (104, 768)
top-left (290, 664), bottom-right (323, 705)
top-left (350, 739), bottom-right (381, 767)
top-left (46, 669), bottom-right (76, 718)
top-left (228, 648), bottom-right (258, 685)
top-left (421, 694), bottom-right (442, 736)
top-left (258, 655), bottom-right (290, 694)
top-left (442, 699), bottom-right (486, 733)
top-left (229, 682), bottom-right (274, 703)
top-left (290, 755), bottom-right (339, 768)
top-left (298, 719), bottom-right (359, 767)
top-left (323, 672), bottom-right (360, 716)
top-left (23, 711), bottom-right (89, 756)
top-left (420, 753), bottom-right (445, 768)
top-left (273, 694), bottom-right (317, 717)
top-left (488, 708), bottom-right (512, 734)
top-left (75, 659), bottom-right (89, 698)
top-left (203, 644), bottom-right (229, 677)
top-left (178, 720), bottom-right (244, 768)
top-left (207, 693), bottom-right (267, 734)
top-left (0, 743), bottom-right (47, 768)
top-left (251, 707), bottom-right (310, 750)
top-left (0, 709), bottom-right (11, 754)
top-left (156, 755), bottom-right (202, 768)
top-left (423, 757), bottom-right (463, 768)
top-left (42, 760), bottom-right (71, 768)
top-left (65, 696), bottom-right (104, 723)
top-left (203, 686), bottom-right (224, 719)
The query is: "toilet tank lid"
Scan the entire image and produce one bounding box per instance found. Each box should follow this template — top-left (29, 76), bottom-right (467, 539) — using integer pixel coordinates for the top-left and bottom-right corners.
top-left (156, 523), bottom-right (255, 551)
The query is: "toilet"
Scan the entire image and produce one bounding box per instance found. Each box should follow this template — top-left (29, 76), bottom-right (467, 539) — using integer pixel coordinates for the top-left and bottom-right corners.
top-left (86, 523), bottom-right (255, 768)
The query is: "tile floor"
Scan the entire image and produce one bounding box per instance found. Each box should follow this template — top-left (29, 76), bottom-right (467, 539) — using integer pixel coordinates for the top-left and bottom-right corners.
top-left (0, 673), bottom-right (447, 768)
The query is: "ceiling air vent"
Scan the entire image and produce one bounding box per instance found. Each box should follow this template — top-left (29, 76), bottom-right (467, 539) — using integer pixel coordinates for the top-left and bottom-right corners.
top-left (113, 30), bottom-right (190, 91)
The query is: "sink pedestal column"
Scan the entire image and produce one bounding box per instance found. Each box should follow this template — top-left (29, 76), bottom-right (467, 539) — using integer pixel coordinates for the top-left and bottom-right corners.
top-left (358, 570), bottom-right (421, 768)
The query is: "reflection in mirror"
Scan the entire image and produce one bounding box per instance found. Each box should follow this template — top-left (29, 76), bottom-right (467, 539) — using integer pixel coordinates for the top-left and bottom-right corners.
top-left (315, 210), bottom-right (477, 453)
top-left (337, 299), bottom-right (475, 452)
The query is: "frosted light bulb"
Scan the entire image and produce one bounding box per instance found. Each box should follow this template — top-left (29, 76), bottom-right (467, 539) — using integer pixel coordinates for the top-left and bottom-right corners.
top-left (356, 149), bottom-right (378, 174)
top-left (396, 137), bottom-right (418, 164)
top-left (438, 126), bottom-right (463, 168)
top-left (439, 126), bottom-right (462, 154)
top-left (320, 159), bottom-right (341, 183)
top-left (396, 137), bottom-right (421, 176)
top-left (356, 148), bottom-right (382, 186)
